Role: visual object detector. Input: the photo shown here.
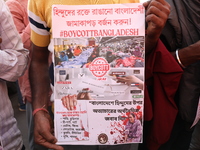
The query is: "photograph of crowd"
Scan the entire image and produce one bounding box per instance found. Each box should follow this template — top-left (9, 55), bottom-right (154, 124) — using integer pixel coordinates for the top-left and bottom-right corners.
top-left (54, 36), bottom-right (144, 68)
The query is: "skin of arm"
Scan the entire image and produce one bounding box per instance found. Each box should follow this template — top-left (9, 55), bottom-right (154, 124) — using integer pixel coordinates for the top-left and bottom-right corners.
top-left (144, 0), bottom-right (171, 55)
top-left (145, 1), bottom-right (200, 68)
top-left (29, 43), bottom-right (64, 150)
top-left (116, 75), bottom-right (144, 90)
top-left (170, 41), bottom-right (200, 68)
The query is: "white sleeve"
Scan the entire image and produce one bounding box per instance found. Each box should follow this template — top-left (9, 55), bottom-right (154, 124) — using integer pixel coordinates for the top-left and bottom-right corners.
top-left (0, 0), bottom-right (29, 82)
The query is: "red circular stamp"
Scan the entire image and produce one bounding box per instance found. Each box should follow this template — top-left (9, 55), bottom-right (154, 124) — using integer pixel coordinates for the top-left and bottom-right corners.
top-left (89, 57), bottom-right (110, 77)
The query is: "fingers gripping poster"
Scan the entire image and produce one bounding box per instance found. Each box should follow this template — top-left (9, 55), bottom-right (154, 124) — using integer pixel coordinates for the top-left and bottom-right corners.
top-left (52, 3), bottom-right (145, 145)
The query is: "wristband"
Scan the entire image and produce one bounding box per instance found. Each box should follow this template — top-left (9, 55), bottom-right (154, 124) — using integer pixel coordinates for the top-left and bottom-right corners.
top-left (32, 105), bottom-right (49, 116)
top-left (175, 49), bottom-right (185, 68)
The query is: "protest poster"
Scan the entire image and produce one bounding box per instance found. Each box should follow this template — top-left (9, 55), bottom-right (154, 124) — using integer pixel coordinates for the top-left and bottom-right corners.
top-left (52, 3), bottom-right (145, 145)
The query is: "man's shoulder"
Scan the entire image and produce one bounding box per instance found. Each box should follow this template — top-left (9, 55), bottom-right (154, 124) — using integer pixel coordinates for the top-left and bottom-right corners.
top-left (6, 0), bottom-right (27, 12)
top-left (28, 0), bottom-right (49, 9)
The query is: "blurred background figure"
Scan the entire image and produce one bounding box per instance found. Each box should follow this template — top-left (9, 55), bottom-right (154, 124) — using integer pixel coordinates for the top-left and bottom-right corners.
top-left (6, 0), bottom-right (31, 112)
top-left (0, 0), bottom-right (29, 149)
top-left (106, 51), bottom-right (116, 63)
top-left (6, 0), bottom-right (49, 149)
top-left (59, 51), bottom-right (68, 61)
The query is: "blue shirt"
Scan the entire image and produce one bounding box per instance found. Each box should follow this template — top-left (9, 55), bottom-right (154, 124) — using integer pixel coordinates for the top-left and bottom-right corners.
top-left (60, 54), bottom-right (68, 61)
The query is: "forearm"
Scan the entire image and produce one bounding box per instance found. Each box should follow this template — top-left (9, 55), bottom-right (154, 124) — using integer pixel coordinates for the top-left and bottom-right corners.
top-left (0, 49), bottom-right (29, 81)
top-left (171, 41), bottom-right (200, 68)
top-left (145, 31), bottom-right (160, 55)
top-left (29, 46), bottom-right (50, 110)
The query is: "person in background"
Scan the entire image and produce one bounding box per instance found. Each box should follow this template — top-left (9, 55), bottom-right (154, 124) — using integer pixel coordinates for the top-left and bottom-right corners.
top-left (66, 45), bottom-right (74, 59)
top-left (124, 113), bottom-right (142, 143)
top-left (132, 46), bottom-right (142, 57)
top-left (138, 0), bottom-right (184, 149)
top-left (28, 0), bottom-right (178, 150)
top-left (106, 51), bottom-right (116, 63)
top-left (6, 0), bottom-right (30, 112)
top-left (82, 57), bottom-right (93, 68)
top-left (138, 0), bottom-right (200, 150)
top-left (73, 45), bottom-right (82, 56)
top-left (6, 0), bottom-right (48, 149)
top-left (55, 55), bottom-right (62, 67)
top-left (6, 0), bottom-right (29, 112)
top-left (59, 51), bottom-right (68, 61)
top-left (0, 0), bottom-right (29, 149)
top-left (157, 0), bottom-right (200, 150)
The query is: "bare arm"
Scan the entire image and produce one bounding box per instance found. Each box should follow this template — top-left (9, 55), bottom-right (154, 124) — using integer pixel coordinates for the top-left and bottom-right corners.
top-left (116, 75), bottom-right (144, 90)
top-left (144, 1), bottom-right (200, 68)
top-left (30, 43), bottom-right (50, 109)
top-left (170, 41), bottom-right (200, 68)
top-left (29, 43), bottom-right (64, 150)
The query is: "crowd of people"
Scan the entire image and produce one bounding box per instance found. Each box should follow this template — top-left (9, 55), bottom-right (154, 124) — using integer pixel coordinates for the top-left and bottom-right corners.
top-left (1, 0), bottom-right (199, 150)
top-left (54, 39), bottom-right (144, 69)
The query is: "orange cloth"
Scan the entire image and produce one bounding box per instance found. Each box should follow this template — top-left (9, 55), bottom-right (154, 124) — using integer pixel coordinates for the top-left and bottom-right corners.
top-left (73, 48), bottom-right (82, 56)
